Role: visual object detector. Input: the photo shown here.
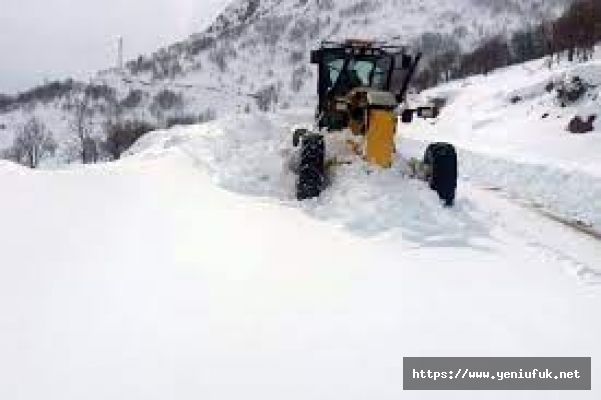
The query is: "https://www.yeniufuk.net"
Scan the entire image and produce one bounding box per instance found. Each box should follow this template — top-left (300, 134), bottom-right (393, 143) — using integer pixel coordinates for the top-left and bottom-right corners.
top-left (412, 368), bottom-right (583, 382)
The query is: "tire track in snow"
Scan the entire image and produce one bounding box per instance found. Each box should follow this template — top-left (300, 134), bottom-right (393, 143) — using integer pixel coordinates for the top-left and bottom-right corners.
top-left (466, 185), bottom-right (601, 287)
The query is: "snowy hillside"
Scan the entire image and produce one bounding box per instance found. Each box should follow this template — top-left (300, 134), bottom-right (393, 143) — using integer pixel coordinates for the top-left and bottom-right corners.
top-left (405, 49), bottom-right (601, 229)
top-left (100, 0), bottom-right (573, 114)
top-left (0, 0), bottom-right (573, 160)
top-left (1, 109), bottom-right (600, 399)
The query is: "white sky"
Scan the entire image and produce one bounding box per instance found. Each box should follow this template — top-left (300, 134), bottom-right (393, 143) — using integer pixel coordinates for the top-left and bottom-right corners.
top-left (0, 0), bottom-right (230, 94)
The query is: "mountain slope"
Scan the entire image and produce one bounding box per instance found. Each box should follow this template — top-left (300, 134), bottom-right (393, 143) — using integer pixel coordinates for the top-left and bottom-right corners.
top-left (0, 0), bottom-right (573, 161)
top-left (111, 0), bottom-right (573, 111)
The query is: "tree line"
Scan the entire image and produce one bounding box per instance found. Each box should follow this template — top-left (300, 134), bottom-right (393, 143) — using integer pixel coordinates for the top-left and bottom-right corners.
top-left (415, 0), bottom-right (601, 89)
top-left (1, 85), bottom-right (219, 168)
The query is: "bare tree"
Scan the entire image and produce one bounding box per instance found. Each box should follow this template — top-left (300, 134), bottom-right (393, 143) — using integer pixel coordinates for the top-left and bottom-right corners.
top-left (69, 85), bottom-right (95, 164)
top-left (5, 117), bottom-right (56, 168)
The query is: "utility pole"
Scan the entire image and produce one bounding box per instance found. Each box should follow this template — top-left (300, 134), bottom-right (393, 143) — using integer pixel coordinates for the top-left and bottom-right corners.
top-left (117, 36), bottom-right (124, 71)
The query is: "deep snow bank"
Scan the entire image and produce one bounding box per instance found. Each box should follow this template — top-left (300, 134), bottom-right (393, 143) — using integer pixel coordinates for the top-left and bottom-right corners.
top-left (1, 111), bottom-right (601, 400)
top-left (406, 54), bottom-right (601, 228)
top-left (128, 112), bottom-right (490, 243)
top-left (402, 138), bottom-right (601, 229)
top-left (125, 111), bottom-right (601, 279)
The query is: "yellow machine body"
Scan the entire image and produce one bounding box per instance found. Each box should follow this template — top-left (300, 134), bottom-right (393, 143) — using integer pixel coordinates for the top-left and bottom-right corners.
top-left (363, 109), bottom-right (397, 168)
top-left (335, 89), bottom-right (400, 168)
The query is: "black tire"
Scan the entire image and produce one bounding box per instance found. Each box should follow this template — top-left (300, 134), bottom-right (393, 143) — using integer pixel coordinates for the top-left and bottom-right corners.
top-left (297, 134), bottom-right (326, 201)
top-left (424, 143), bottom-right (457, 207)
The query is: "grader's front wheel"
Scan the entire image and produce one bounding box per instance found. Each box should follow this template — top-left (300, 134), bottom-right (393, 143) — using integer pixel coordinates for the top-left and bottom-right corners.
top-left (296, 134), bottom-right (326, 201)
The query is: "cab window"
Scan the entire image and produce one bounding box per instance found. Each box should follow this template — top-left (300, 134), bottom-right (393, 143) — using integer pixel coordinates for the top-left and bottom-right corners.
top-left (325, 58), bottom-right (344, 91)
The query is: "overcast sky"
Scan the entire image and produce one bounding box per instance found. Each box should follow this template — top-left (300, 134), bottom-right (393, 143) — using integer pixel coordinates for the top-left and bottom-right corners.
top-left (0, 0), bottom-right (230, 94)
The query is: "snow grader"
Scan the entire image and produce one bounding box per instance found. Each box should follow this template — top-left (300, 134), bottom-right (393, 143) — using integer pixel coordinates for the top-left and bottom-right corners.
top-left (291, 40), bottom-right (458, 206)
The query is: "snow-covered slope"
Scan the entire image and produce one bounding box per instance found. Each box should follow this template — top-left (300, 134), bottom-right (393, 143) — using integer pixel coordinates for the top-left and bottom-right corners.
top-left (100, 0), bottom-right (573, 114)
top-left (405, 50), bottom-right (601, 228)
top-left (1, 111), bottom-right (600, 399)
top-left (0, 0), bottom-right (573, 159)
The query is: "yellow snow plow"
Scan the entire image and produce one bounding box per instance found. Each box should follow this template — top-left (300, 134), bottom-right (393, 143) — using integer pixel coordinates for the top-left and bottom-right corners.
top-left (291, 40), bottom-right (457, 206)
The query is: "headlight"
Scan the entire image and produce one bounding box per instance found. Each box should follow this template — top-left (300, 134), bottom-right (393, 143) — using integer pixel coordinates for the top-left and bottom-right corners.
top-left (335, 101), bottom-right (348, 111)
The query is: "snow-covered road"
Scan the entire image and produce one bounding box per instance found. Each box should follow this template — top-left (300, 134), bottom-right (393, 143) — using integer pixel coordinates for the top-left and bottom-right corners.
top-left (0, 113), bottom-right (600, 399)
top-left (408, 55), bottom-right (601, 230)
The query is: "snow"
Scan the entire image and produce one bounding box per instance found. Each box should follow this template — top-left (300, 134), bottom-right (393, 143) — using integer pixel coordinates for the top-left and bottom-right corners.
top-left (411, 58), bottom-right (601, 175)
top-left (1, 0), bottom-right (600, 395)
top-left (405, 54), bottom-right (601, 229)
top-left (1, 111), bottom-right (600, 399)
top-left (0, 0), bottom-right (572, 159)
